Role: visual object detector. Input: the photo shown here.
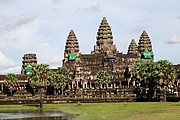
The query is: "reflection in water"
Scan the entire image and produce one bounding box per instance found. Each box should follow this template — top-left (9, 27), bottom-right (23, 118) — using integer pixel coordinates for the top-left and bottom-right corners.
top-left (0, 109), bottom-right (73, 120)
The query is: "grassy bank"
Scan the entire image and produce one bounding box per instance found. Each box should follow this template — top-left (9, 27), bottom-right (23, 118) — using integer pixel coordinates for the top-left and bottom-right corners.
top-left (0, 102), bottom-right (180, 120)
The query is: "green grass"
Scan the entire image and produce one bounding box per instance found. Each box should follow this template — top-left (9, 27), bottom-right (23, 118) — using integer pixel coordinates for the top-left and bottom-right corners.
top-left (1, 102), bottom-right (180, 120)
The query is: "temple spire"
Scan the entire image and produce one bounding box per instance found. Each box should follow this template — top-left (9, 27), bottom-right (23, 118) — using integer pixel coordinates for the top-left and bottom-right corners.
top-left (21, 53), bottom-right (37, 74)
top-left (128, 39), bottom-right (138, 54)
top-left (64, 30), bottom-right (79, 55)
top-left (63, 30), bottom-right (80, 64)
top-left (92, 17), bottom-right (116, 55)
top-left (138, 30), bottom-right (153, 54)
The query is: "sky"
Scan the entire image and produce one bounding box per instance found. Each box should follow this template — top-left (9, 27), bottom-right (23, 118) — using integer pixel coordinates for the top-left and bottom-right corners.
top-left (0, 0), bottom-right (180, 74)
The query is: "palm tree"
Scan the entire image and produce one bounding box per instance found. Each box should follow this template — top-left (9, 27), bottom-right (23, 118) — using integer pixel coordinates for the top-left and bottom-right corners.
top-left (131, 59), bottom-right (176, 101)
top-left (96, 70), bottom-right (111, 96)
top-left (28, 64), bottom-right (49, 108)
top-left (132, 60), bottom-right (153, 86)
top-left (154, 60), bottom-right (175, 101)
top-left (4, 73), bottom-right (18, 96)
top-left (56, 66), bottom-right (69, 95)
top-left (156, 60), bottom-right (175, 85)
top-left (57, 66), bottom-right (68, 76)
top-left (53, 74), bottom-right (67, 95)
top-left (47, 66), bottom-right (69, 96)
top-left (131, 60), bottom-right (155, 100)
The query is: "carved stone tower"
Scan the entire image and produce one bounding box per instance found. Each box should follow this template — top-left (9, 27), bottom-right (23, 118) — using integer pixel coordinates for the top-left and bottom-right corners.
top-left (128, 39), bottom-right (138, 54)
top-left (138, 30), bottom-right (153, 54)
top-left (21, 53), bottom-right (37, 74)
top-left (63, 30), bottom-right (80, 64)
top-left (92, 17), bottom-right (117, 55)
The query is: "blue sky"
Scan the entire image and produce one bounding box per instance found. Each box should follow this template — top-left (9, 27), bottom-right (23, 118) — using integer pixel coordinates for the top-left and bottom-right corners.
top-left (0, 0), bottom-right (180, 74)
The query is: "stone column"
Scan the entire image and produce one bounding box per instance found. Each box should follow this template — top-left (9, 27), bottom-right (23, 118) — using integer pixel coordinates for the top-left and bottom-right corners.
top-left (90, 81), bottom-right (92, 89)
top-left (1, 84), bottom-right (3, 91)
top-left (82, 82), bottom-right (85, 89)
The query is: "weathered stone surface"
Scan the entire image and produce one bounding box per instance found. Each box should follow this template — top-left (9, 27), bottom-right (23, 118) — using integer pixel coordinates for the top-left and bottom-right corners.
top-left (138, 30), bottom-right (153, 54)
top-left (128, 39), bottom-right (138, 54)
top-left (92, 17), bottom-right (117, 55)
top-left (63, 30), bottom-right (80, 64)
top-left (21, 53), bottom-right (37, 74)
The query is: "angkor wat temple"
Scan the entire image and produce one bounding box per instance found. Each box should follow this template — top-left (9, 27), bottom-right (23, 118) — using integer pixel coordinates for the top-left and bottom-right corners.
top-left (62, 17), bottom-right (153, 90)
top-left (0, 17), bottom-right (154, 97)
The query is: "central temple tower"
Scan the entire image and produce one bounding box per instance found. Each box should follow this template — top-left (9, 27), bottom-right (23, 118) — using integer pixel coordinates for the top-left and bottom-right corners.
top-left (92, 17), bottom-right (117, 55)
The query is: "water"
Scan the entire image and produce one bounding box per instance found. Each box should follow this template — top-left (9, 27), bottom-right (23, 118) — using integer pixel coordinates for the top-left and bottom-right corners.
top-left (0, 109), bottom-right (73, 120)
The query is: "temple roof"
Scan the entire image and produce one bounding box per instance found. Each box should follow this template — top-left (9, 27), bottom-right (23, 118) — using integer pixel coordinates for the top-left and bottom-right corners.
top-left (128, 39), bottom-right (138, 54)
top-left (64, 30), bottom-right (79, 55)
top-left (138, 30), bottom-right (152, 54)
top-left (92, 17), bottom-right (117, 55)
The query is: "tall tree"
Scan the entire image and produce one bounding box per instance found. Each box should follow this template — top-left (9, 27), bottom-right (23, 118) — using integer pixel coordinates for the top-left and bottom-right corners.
top-left (47, 66), bottom-right (69, 95)
top-left (155, 60), bottom-right (175, 85)
top-left (56, 66), bottom-right (69, 95)
top-left (132, 60), bottom-right (153, 86)
top-left (27, 64), bottom-right (49, 108)
top-left (154, 60), bottom-right (175, 101)
top-left (4, 73), bottom-right (18, 96)
top-left (131, 59), bottom-right (175, 101)
top-left (96, 70), bottom-right (111, 96)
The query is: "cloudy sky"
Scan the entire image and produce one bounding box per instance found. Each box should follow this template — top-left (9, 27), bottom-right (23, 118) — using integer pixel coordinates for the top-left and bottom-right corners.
top-left (0, 0), bottom-right (180, 74)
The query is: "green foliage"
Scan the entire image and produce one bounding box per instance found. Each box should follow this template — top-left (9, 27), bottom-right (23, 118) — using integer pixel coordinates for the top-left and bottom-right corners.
top-left (4, 74), bottom-right (18, 86)
top-left (132, 59), bottom-right (175, 84)
top-left (48, 69), bottom-right (68, 89)
top-left (28, 64), bottom-right (49, 87)
top-left (96, 70), bottom-right (111, 85)
top-left (131, 59), bottom-right (176, 101)
top-left (4, 73), bottom-right (18, 96)
top-left (57, 66), bottom-right (68, 76)
top-left (47, 66), bottom-right (69, 95)
top-left (27, 64), bottom-right (49, 108)
top-left (156, 60), bottom-right (175, 84)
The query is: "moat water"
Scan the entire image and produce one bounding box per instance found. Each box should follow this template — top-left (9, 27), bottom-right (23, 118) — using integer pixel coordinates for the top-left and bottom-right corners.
top-left (0, 109), bottom-right (74, 120)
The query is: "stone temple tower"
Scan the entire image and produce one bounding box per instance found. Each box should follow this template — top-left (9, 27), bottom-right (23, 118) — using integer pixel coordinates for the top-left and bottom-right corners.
top-left (127, 39), bottom-right (138, 54)
top-left (138, 30), bottom-right (154, 60)
top-left (21, 53), bottom-right (37, 74)
top-left (63, 30), bottom-right (80, 64)
top-left (92, 17), bottom-right (117, 55)
top-left (138, 30), bottom-right (153, 54)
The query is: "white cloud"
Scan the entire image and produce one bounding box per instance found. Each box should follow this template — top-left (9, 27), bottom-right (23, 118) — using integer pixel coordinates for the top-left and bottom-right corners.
top-left (177, 16), bottom-right (180, 19)
top-left (39, 43), bottom-right (51, 52)
top-left (0, 51), bottom-right (15, 66)
top-left (167, 35), bottom-right (180, 44)
top-left (0, 15), bottom-right (44, 50)
top-left (76, 5), bottom-right (101, 13)
top-left (0, 66), bottom-right (20, 74)
top-left (0, 15), bottom-right (36, 31)
top-left (0, 51), bottom-right (20, 74)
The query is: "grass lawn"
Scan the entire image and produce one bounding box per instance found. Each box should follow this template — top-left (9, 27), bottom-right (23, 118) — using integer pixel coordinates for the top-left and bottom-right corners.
top-left (0, 102), bottom-right (180, 120)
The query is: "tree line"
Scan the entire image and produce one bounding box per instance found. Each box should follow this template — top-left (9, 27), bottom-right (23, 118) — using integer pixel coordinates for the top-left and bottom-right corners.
top-left (2, 60), bottom-right (180, 102)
